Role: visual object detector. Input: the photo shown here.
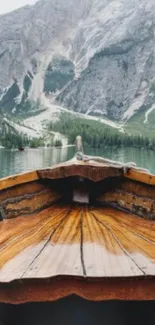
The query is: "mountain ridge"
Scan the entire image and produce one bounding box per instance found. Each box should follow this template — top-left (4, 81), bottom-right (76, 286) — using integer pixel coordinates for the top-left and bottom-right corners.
top-left (0, 0), bottom-right (155, 138)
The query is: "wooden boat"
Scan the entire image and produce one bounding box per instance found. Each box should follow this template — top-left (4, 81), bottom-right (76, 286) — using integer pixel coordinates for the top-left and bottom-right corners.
top-left (1, 137), bottom-right (155, 324)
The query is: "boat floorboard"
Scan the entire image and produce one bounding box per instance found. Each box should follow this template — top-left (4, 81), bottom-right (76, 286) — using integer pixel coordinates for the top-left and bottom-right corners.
top-left (0, 204), bottom-right (155, 282)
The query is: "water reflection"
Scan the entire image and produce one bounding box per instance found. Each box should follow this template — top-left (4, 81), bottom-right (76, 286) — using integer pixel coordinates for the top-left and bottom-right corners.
top-left (0, 146), bottom-right (155, 179)
top-left (0, 147), bottom-right (74, 179)
top-left (85, 147), bottom-right (155, 174)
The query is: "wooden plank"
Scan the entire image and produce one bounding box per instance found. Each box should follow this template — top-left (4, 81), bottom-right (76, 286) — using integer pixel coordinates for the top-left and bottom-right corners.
top-left (0, 204), bottom-right (155, 282)
top-left (0, 171), bottom-right (39, 191)
top-left (82, 207), bottom-right (142, 277)
top-left (98, 207), bottom-right (155, 243)
top-left (125, 168), bottom-right (155, 185)
top-left (0, 179), bottom-right (62, 219)
top-left (37, 161), bottom-right (155, 185)
top-left (97, 190), bottom-right (155, 220)
top-left (93, 208), bottom-right (155, 276)
top-left (4, 188), bottom-right (61, 219)
top-left (0, 160), bottom-right (155, 194)
top-left (0, 160), bottom-right (155, 196)
top-left (0, 205), bottom-right (69, 282)
top-left (1, 277), bottom-right (155, 303)
top-left (0, 181), bottom-right (46, 203)
top-left (38, 163), bottom-right (123, 182)
top-left (116, 178), bottom-right (155, 199)
top-left (23, 206), bottom-right (83, 278)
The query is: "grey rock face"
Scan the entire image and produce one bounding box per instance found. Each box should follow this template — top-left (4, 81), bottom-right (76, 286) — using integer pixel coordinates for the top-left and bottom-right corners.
top-left (0, 0), bottom-right (155, 121)
top-left (44, 56), bottom-right (75, 94)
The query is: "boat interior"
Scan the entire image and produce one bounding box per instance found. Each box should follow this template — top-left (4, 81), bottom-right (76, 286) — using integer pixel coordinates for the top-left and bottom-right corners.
top-left (0, 167), bottom-right (155, 284)
top-left (0, 162), bottom-right (155, 318)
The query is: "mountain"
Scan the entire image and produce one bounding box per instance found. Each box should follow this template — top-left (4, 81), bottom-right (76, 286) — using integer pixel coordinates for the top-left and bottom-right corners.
top-left (0, 0), bottom-right (155, 138)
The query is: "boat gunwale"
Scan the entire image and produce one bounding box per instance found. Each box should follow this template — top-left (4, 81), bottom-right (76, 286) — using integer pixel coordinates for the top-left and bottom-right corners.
top-left (0, 159), bottom-right (154, 192)
top-left (0, 275), bottom-right (155, 303)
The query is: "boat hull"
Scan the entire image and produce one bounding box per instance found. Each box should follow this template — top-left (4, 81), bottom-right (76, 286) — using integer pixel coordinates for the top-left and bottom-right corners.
top-left (0, 159), bottom-right (155, 302)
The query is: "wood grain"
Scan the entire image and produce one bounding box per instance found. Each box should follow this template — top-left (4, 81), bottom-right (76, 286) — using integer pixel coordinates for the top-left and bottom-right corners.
top-left (0, 171), bottom-right (38, 191)
top-left (38, 162), bottom-right (124, 182)
top-left (0, 204), bottom-right (155, 283)
top-left (0, 159), bottom-right (155, 191)
top-left (96, 177), bottom-right (155, 220)
top-left (0, 277), bottom-right (155, 304)
top-left (125, 168), bottom-right (155, 185)
top-left (0, 160), bottom-right (155, 303)
top-left (36, 161), bottom-right (155, 185)
top-left (0, 180), bottom-right (62, 219)
top-left (97, 190), bottom-right (155, 219)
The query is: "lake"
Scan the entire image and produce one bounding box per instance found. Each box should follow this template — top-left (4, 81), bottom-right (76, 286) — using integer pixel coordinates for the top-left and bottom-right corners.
top-left (0, 146), bottom-right (155, 179)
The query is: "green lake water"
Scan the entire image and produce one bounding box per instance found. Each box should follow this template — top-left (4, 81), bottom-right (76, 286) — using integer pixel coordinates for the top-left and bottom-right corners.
top-left (0, 146), bottom-right (155, 179)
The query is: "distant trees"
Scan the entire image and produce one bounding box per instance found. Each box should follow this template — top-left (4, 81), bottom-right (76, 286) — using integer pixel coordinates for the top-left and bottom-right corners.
top-left (0, 131), bottom-right (44, 149)
top-left (0, 131), bottom-right (63, 149)
top-left (49, 113), bottom-right (155, 151)
top-left (1, 132), bottom-right (29, 149)
top-left (29, 138), bottom-right (45, 148)
top-left (2, 113), bottom-right (155, 151)
top-left (54, 139), bottom-right (63, 147)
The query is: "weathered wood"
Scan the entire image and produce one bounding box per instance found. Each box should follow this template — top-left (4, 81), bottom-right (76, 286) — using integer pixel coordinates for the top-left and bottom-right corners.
top-left (0, 204), bottom-right (155, 284)
top-left (0, 159), bottom-right (155, 190)
top-left (1, 276), bottom-right (155, 304)
top-left (125, 168), bottom-right (155, 185)
top-left (0, 181), bottom-right (62, 219)
top-left (37, 160), bottom-right (155, 185)
top-left (97, 178), bottom-right (155, 220)
top-left (117, 178), bottom-right (155, 198)
top-left (0, 158), bottom-right (155, 302)
top-left (98, 189), bottom-right (155, 219)
top-left (38, 161), bottom-right (124, 182)
top-left (0, 171), bottom-right (38, 191)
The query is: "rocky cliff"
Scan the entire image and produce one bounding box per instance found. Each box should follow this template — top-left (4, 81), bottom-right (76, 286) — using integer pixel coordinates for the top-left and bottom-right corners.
top-left (0, 0), bottom-right (155, 127)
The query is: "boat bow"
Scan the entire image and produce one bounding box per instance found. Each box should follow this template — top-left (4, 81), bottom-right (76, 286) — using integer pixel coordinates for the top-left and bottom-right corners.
top-left (0, 142), bottom-right (155, 302)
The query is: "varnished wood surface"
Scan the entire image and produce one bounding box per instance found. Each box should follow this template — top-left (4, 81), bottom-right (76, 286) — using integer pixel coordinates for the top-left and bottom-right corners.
top-left (97, 178), bottom-right (155, 220)
top-left (0, 171), bottom-right (38, 191)
top-left (125, 168), bottom-right (155, 185)
top-left (0, 158), bottom-right (155, 192)
top-left (37, 159), bottom-right (155, 185)
top-left (38, 162), bottom-right (124, 182)
top-left (0, 204), bottom-right (155, 283)
top-left (0, 159), bottom-right (155, 302)
top-left (0, 180), bottom-right (62, 219)
top-left (1, 277), bottom-right (155, 304)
